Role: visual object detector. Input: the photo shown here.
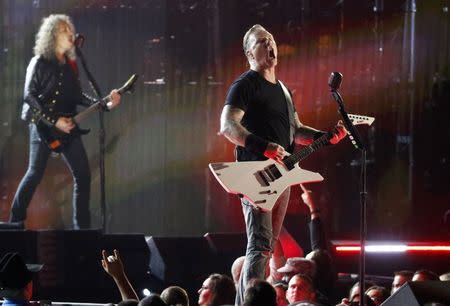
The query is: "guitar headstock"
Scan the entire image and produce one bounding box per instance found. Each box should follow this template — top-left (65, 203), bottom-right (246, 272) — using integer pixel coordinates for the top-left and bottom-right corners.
top-left (118, 74), bottom-right (138, 95)
top-left (348, 114), bottom-right (375, 126)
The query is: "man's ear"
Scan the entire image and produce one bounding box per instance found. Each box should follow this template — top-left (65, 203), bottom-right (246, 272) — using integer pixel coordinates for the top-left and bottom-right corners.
top-left (246, 49), bottom-right (253, 59)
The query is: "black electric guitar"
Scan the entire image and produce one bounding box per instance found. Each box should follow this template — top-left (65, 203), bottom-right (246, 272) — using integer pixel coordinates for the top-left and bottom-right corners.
top-left (35, 74), bottom-right (138, 153)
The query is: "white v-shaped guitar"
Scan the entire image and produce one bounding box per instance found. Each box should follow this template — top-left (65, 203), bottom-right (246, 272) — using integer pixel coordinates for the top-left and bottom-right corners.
top-left (209, 114), bottom-right (375, 211)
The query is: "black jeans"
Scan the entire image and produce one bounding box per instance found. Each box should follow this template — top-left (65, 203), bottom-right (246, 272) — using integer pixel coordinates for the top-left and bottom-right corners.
top-left (10, 124), bottom-right (91, 229)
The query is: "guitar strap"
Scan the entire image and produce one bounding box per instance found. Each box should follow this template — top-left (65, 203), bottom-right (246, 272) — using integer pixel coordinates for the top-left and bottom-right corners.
top-left (278, 80), bottom-right (296, 145)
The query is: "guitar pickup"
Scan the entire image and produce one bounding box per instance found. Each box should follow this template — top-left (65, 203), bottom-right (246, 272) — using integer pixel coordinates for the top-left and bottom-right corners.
top-left (266, 164), bottom-right (282, 179)
top-left (254, 171), bottom-right (270, 187)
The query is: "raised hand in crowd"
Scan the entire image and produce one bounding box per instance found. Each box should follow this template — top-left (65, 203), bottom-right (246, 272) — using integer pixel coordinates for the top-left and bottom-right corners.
top-left (300, 184), bottom-right (320, 220)
top-left (102, 249), bottom-right (139, 301)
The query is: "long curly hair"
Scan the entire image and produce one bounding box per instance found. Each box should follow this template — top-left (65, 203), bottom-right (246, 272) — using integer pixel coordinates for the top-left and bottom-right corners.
top-left (33, 14), bottom-right (76, 60)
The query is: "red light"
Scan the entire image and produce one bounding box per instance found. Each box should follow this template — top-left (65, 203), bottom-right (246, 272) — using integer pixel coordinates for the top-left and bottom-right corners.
top-left (335, 243), bottom-right (450, 254)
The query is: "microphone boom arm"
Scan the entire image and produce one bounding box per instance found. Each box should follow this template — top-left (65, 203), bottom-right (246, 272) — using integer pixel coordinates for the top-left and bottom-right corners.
top-left (331, 89), bottom-right (365, 150)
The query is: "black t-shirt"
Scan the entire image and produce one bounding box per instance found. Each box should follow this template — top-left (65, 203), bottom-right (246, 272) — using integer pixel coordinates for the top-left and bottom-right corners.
top-left (225, 70), bottom-right (295, 161)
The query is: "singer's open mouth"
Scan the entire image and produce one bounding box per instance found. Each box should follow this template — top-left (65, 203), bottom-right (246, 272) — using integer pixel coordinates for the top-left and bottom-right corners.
top-left (269, 49), bottom-right (275, 59)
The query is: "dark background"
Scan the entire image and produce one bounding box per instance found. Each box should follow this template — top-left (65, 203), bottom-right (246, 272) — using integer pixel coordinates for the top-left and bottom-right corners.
top-left (0, 0), bottom-right (449, 241)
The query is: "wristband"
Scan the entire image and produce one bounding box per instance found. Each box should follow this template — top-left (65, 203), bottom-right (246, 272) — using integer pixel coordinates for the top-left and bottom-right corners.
top-left (245, 134), bottom-right (269, 155)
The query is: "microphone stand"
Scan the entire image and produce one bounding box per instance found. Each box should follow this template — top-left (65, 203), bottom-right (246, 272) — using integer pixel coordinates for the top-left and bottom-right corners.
top-left (330, 89), bottom-right (367, 306)
top-left (75, 46), bottom-right (107, 233)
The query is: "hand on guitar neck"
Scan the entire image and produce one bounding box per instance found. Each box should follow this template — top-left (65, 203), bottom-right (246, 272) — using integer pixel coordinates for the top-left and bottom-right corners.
top-left (329, 120), bottom-right (347, 145)
top-left (106, 89), bottom-right (121, 110)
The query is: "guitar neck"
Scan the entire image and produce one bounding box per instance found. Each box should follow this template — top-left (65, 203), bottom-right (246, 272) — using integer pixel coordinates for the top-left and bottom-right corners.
top-left (70, 74), bottom-right (138, 125)
top-left (283, 133), bottom-right (331, 169)
top-left (282, 115), bottom-right (375, 169)
top-left (73, 98), bottom-right (107, 124)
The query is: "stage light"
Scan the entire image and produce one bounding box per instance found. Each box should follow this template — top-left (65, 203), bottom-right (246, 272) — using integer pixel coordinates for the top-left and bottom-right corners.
top-left (142, 288), bottom-right (151, 296)
top-left (335, 243), bottom-right (450, 254)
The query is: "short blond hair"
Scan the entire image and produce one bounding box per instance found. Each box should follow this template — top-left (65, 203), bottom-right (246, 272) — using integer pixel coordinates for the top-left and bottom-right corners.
top-left (242, 24), bottom-right (267, 53)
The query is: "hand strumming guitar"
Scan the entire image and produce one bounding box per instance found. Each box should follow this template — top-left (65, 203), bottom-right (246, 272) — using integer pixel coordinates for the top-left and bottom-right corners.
top-left (264, 142), bottom-right (287, 163)
top-left (55, 117), bottom-right (75, 134)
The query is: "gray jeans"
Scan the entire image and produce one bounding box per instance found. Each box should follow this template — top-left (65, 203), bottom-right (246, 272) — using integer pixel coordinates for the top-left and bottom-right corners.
top-left (235, 187), bottom-right (290, 306)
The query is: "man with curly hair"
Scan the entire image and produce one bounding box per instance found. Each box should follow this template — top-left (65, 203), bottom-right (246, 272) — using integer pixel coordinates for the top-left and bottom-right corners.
top-left (9, 14), bottom-right (121, 229)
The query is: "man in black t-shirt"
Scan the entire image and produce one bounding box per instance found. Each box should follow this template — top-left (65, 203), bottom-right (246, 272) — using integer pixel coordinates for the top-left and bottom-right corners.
top-left (219, 24), bottom-right (346, 305)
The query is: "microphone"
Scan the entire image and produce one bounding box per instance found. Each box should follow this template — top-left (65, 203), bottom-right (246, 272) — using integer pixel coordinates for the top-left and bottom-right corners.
top-left (74, 33), bottom-right (85, 49)
top-left (328, 72), bottom-right (343, 90)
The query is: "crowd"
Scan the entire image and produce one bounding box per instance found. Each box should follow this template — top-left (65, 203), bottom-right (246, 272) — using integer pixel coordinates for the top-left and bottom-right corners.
top-left (1, 187), bottom-right (449, 306)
